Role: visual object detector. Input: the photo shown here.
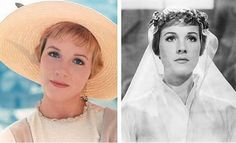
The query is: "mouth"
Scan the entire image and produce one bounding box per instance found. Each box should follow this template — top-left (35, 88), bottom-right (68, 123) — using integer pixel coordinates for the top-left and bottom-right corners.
top-left (50, 80), bottom-right (69, 88)
top-left (174, 58), bottom-right (189, 64)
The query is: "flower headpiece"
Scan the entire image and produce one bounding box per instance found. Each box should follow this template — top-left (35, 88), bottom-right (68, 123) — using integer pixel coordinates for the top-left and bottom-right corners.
top-left (149, 7), bottom-right (209, 34)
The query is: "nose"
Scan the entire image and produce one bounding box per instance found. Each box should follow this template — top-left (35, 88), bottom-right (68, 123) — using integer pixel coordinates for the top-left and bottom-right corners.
top-left (54, 64), bottom-right (69, 78)
top-left (176, 39), bottom-right (187, 54)
top-left (55, 70), bottom-right (68, 78)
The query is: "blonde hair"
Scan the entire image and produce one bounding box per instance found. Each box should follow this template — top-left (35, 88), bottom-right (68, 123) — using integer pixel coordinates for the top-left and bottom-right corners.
top-left (35, 21), bottom-right (103, 78)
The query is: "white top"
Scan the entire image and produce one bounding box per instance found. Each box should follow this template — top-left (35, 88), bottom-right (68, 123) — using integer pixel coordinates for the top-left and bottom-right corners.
top-left (122, 29), bottom-right (236, 142)
top-left (0, 102), bottom-right (106, 142)
top-left (122, 75), bottom-right (236, 142)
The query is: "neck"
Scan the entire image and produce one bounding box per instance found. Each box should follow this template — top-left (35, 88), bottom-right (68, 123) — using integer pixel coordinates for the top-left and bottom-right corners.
top-left (39, 95), bottom-right (86, 119)
top-left (163, 72), bottom-right (194, 105)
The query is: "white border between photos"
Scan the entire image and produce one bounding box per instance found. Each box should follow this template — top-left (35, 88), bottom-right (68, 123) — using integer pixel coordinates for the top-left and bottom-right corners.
top-left (117, 0), bottom-right (121, 142)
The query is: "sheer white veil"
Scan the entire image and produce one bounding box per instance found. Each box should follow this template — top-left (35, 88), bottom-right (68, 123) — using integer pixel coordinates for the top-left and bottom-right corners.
top-left (122, 10), bottom-right (236, 106)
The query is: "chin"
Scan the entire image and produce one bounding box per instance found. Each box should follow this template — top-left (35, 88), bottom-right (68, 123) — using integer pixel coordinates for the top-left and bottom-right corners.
top-left (47, 91), bottom-right (65, 100)
top-left (174, 67), bottom-right (193, 77)
top-left (44, 86), bottom-right (71, 102)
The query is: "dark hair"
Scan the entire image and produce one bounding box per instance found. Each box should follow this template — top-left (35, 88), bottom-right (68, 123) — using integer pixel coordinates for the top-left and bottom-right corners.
top-left (149, 8), bottom-right (209, 56)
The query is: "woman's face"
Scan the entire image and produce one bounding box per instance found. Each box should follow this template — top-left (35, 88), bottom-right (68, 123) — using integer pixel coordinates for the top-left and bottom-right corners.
top-left (39, 36), bottom-right (93, 102)
top-left (159, 24), bottom-right (201, 78)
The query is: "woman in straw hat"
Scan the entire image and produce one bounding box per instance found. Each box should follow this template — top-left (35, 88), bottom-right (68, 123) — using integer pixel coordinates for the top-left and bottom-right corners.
top-left (122, 7), bottom-right (236, 142)
top-left (0, 1), bottom-right (116, 142)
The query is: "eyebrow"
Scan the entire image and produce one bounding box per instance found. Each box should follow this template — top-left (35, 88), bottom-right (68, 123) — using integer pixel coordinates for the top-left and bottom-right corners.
top-left (163, 31), bottom-right (198, 36)
top-left (74, 54), bottom-right (88, 60)
top-left (187, 32), bottom-right (198, 35)
top-left (47, 46), bottom-right (60, 51)
top-left (164, 32), bottom-right (176, 36)
top-left (47, 45), bottom-right (88, 60)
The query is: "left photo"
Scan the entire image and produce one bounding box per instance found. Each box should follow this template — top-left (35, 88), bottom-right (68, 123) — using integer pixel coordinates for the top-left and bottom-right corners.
top-left (0, 0), bottom-right (117, 142)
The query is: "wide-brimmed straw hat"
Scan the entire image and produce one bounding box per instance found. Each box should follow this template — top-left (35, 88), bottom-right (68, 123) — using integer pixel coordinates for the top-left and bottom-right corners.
top-left (0, 1), bottom-right (117, 100)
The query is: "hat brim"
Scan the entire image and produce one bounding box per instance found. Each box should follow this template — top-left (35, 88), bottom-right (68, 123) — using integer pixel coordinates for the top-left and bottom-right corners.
top-left (0, 1), bottom-right (117, 100)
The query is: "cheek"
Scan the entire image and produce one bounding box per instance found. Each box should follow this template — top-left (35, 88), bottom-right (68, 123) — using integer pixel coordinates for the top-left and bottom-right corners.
top-left (70, 65), bottom-right (92, 91)
top-left (183, 45), bottom-right (201, 73)
top-left (189, 44), bottom-right (201, 64)
top-left (159, 42), bottom-right (176, 66)
top-left (39, 55), bottom-right (55, 81)
top-left (72, 61), bottom-right (92, 80)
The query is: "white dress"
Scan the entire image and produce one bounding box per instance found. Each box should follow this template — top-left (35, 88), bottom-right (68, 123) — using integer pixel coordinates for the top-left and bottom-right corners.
top-left (122, 74), bottom-right (236, 142)
top-left (0, 102), bottom-right (116, 142)
top-left (122, 31), bottom-right (236, 142)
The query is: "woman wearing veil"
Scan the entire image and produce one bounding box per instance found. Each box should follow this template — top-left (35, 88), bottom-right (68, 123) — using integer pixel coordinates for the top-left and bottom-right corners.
top-left (122, 7), bottom-right (236, 142)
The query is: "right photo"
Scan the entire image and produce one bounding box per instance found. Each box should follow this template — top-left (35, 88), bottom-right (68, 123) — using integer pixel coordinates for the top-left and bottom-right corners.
top-left (121, 0), bottom-right (236, 142)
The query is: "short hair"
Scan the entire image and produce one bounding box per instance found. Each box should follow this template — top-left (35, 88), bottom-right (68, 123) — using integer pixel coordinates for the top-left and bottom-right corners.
top-left (149, 8), bottom-right (209, 56)
top-left (35, 21), bottom-right (103, 78)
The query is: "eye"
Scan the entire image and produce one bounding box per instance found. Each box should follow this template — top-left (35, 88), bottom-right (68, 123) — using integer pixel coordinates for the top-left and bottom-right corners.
top-left (187, 35), bottom-right (198, 42)
top-left (73, 58), bottom-right (85, 65)
top-left (165, 36), bottom-right (176, 42)
top-left (48, 51), bottom-right (60, 58)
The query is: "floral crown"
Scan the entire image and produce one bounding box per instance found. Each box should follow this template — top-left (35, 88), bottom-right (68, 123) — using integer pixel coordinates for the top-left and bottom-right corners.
top-left (149, 7), bottom-right (209, 33)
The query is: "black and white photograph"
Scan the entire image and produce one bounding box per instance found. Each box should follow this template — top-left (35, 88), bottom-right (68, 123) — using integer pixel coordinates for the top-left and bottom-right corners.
top-left (122, 0), bottom-right (236, 142)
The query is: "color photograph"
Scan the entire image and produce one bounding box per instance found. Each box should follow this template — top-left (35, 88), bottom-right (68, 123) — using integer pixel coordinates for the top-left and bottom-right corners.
top-left (0, 0), bottom-right (117, 142)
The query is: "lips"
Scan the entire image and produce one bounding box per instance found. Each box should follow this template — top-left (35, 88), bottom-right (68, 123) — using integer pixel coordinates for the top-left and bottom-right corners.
top-left (174, 58), bottom-right (189, 64)
top-left (50, 80), bottom-right (69, 88)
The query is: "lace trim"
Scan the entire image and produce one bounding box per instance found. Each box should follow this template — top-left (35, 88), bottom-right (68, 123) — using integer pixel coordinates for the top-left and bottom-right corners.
top-left (36, 102), bottom-right (90, 122)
